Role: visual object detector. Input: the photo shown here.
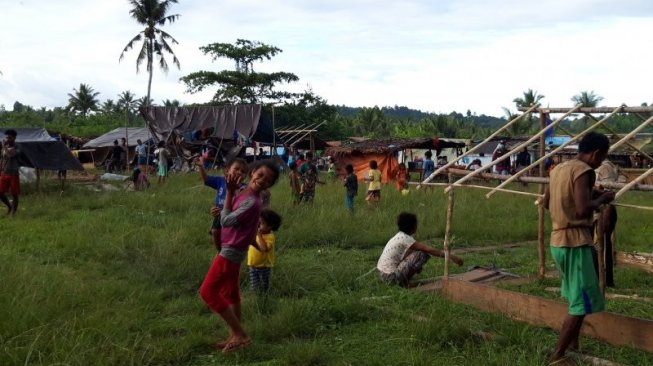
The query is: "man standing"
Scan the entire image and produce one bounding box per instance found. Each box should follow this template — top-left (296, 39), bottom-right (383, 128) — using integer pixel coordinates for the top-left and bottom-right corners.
top-left (136, 139), bottom-right (147, 173)
top-left (542, 132), bottom-right (615, 362)
top-left (0, 129), bottom-right (20, 215)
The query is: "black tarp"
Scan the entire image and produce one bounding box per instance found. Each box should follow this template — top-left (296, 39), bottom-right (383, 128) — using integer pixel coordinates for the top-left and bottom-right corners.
top-left (0, 128), bottom-right (83, 171)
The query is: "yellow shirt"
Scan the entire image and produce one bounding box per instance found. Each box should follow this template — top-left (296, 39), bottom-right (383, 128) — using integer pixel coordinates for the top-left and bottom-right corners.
top-left (549, 159), bottom-right (594, 247)
top-left (368, 169), bottom-right (381, 191)
top-left (247, 233), bottom-right (276, 268)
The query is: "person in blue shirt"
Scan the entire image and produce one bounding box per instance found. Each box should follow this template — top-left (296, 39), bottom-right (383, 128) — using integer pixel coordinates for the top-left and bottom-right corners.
top-left (197, 156), bottom-right (249, 251)
top-left (422, 150), bottom-right (435, 181)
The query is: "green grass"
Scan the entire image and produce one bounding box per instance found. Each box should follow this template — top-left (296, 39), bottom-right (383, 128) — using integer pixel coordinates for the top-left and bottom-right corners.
top-left (1, 171), bottom-right (652, 365)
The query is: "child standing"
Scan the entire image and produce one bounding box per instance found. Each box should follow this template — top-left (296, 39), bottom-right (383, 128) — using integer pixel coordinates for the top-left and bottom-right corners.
top-left (154, 141), bottom-right (170, 184)
top-left (247, 209), bottom-right (283, 293)
top-left (343, 164), bottom-right (358, 211)
top-left (197, 156), bottom-right (248, 252)
top-left (365, 160), bottom-right (382, 206)
top-left (395, 163), bottom-right (408, 192)
top-left (288, 162), bottom-right (302, 205)
top-left (199, 160), bottom-right (281, 353)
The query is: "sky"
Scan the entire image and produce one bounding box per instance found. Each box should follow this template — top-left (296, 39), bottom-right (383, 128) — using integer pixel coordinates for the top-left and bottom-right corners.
top-left (1, 0), bottom-right (653, 117)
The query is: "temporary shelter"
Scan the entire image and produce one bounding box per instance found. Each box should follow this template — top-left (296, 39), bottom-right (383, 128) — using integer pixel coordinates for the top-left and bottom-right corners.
top-left (0, 128), bottom-right (83, 171)
top-left (325, 137), bottom-right (465, 182)
top-left (82, 127), bottom-right (153, 165)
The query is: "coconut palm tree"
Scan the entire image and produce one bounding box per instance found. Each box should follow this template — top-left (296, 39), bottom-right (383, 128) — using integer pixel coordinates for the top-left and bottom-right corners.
top-left (571, 90), bottom-right (603, 107)
top-left (117, 90), bottom-right (139, 116)
top-left (119, 0), bottom-right (181, 107)
top-left (162, 98), bottom-right (180, 107)
top-left (513, 89), bottom-right (545, 131)
top-left (66, 83), bottom-right (100, 116)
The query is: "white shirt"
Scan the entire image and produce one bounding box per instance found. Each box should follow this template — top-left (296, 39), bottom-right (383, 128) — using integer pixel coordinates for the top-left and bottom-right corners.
top-left (377, 231), bottom-right (416, 273)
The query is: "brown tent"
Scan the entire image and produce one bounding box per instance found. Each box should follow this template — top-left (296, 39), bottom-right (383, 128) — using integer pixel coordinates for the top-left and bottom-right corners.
top-left (325, 137), bottom-right (465, 183)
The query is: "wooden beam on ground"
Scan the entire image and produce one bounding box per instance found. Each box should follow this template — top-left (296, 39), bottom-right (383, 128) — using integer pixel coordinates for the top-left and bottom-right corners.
top-left (451, 241), bottom-right (533, 254)
top-left (616, 251), bottom-right (653, 273)
top-left (441, 278), bottom-right (653, 353)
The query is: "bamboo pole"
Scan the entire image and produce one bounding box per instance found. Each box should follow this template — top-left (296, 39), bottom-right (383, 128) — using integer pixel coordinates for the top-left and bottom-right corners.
top-left (445, 104), bottom-right (583, 193)
top-left (596, 209), bottom-right (606, 294)
top-left (612, 202), bottom-right (653, 211)
top-left (443, 174), bottom-right (455, 278)
top-left (608, 115), bottom-right (653, 153)
top-left (486, 105), bottom-right (623, 198)
top-left (586, 114), bottom-right (653, 163)
top-left (537, 113), bottom-right (546, 278)
top-left (517, 106), bottom-right (653, 114)
top-left (614, 165), bottom-right (653, 199)
top-left (421, 104), bottom-right (541, 184)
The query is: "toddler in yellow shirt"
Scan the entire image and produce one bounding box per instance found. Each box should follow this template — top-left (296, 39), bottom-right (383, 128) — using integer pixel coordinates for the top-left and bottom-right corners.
top-left (247, 209), bottom-right (283, 293)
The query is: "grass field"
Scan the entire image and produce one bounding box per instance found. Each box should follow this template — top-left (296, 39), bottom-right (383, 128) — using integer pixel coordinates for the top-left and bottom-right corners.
top-left (1, 170), bottom-right (652, 365)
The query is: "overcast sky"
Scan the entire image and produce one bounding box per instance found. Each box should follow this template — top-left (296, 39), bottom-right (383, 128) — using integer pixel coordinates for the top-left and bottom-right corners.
top-left (1, 0), bottom-right (653, 116)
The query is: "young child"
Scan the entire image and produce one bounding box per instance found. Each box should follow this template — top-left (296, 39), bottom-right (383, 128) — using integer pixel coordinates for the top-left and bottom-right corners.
top-left (288, 162), bottom-right (302, 205)
top-left (298, 151), bottom-right (324, 203)
top-left (199, 160), bottom-right (281, 353)
top-left (365, 160), bottom-right (382, 206)
top-left (343, 164), bottom-right (358, 211)
top-left (197, 156), bottom-right (249, 252)
top-left (541, 132), bottom-right (614, 362)
top-left (132, 167), bottom-right (149, 191)
top-left (154, 141), bottom-right (170, 184)
top-left (395, 163), bottom-right (408, 192)
top-left (377, 212), bottom-right (463, 287)
top-left (247, 209), bottom-right (283, 293)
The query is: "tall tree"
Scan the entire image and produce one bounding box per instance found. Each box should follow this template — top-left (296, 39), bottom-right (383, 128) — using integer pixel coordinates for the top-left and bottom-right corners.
top-left (162, 98), bottom-right (180, 107)
top-left (513, 89), bottom-right (545, 132)
top-left (66, 83), bottom-right (100, 116)
top-left (119, 0), bottom-right (181, 107)
top-left (181, 39), bottom-right (299, 104)
top-left (571, 90), bottom-right (603, 107)
top-left (117, 90), bottom-right (139, 124)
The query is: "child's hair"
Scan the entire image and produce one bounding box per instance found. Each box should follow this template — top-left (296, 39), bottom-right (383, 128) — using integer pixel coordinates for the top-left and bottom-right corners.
top-left (260, 209), bottom-right (282, 231)
top-left (113, 139), bottom-right (119, 145)
top-left (157, 141), bottom-right (165, 148)
top-left (250, 160), bottom-right (281, 186)
top-left (289, 161), bottom-right (297, 170)
top-left (345, 164), bottom-right (354, 174)
top-left (579, 132), bottom-right (609, 154)
top-left (226, 157), bottom-right (248, 170)
top-left (4, 129), bottom-right (17, 137)
top-left (132, 167), bottom-right (141, 182)
top-left (369, 160), bottom-right (378, 169)
top-left (425, 150), bottom-right (433, 159)
top-left (397, 212), bottom-right (418, 235)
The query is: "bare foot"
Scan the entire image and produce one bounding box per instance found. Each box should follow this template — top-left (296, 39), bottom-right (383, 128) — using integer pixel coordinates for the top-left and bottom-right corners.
top-left (222, 336), bottom-right (252, 353)
top-left (210, 337), bottom-right (232, 350)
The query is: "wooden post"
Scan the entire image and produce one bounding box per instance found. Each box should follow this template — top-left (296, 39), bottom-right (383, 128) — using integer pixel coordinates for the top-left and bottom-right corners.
top-left (538, 113), bottom-right (546, 278)
top-left (596, 208), bottom-right (606, 294)
top-left (443, 173), bottom-right (455, 278)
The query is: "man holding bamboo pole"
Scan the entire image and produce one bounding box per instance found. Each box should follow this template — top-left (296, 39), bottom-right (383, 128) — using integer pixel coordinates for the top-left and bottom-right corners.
top-left (541, 132), bottom-right (615, 362)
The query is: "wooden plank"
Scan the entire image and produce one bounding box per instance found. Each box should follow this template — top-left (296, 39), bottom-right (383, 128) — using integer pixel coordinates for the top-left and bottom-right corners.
top-left (441, 278), bottom-right (653, 353)
top-left (616, 251), bottom-right (653, 273)
top-left (517, 106), bottom-right (653, 113)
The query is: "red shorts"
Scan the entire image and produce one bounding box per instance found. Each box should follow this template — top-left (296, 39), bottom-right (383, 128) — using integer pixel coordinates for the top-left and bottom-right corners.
top-left (0, 175), bottom-right (20, 195)
top-left (199, 255), bottom-right (241, 313)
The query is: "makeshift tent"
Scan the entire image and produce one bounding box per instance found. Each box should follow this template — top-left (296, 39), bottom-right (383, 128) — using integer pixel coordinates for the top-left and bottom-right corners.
top-left (325, 137), bottom-right (465, 183)
top-left (0, 128), bottom-right (83, 171)
top-left (83, 127), bottom-right (153, 164)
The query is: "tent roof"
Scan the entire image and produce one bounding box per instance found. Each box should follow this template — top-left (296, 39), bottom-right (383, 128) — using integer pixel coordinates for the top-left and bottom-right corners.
top-left (140, 105), bottom-right (279, 144)
top-left (0, 128), bottom-right (55, 142)
top-left (83, 127), bottom-right (152, 148)
top-left (326, 137), bottom-right (465, 155)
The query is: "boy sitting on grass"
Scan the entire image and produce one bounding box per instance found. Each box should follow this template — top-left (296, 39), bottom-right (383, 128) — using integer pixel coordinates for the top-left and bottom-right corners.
top-left (377, 212), bottom-right (463, 287)
top-left (247, 209), bottom-right (283, 293)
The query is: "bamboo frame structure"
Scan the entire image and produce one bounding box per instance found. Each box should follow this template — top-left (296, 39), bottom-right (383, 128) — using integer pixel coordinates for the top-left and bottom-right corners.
top-left (486, 106), bottom-right (625, 198)
top-left (421, 104), bottom-right (541, 184)
top-left (443, 105), bottom-right (583, 193)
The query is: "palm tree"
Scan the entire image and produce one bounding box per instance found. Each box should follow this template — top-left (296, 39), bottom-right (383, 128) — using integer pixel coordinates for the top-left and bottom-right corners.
top-left (66, 83), bottom-right (100, 116)
top-left (162, 98), bottom-right (180, 107)
top-left (119, 0), bottom-right (181, 107)
top-left (513, 89), bottom-right (545, 132)
top-left (136, 96), bottom-right (155, 110)
top-left (571, 90), bottom-right (603, 107)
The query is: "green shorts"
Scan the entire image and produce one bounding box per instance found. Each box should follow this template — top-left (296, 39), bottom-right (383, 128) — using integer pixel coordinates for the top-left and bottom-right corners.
top-left (551, 246), bottom-right (605, 316)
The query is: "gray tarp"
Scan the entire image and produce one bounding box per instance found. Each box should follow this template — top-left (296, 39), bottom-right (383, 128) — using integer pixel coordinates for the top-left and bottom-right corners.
top-left (83, 127), bottom-right (153, 148)
top-left (140, 105), bottom-right (262, 142)
top-left (0, 128), bottom-right (83, 171)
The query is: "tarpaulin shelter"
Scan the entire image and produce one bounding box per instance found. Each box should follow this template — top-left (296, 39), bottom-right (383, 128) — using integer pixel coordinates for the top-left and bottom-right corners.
top-left (83, 127), bottom-right (153, 164)
top-left (325, 137), bottom-right (465, 183)
top-left (0, 128), bottom-right (83, 171)
top-left (140, 104), bottom-right (280, 165)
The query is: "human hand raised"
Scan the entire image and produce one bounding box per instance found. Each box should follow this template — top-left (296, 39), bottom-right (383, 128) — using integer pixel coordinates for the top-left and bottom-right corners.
top-left (226, 171), bottom-right (243, 192)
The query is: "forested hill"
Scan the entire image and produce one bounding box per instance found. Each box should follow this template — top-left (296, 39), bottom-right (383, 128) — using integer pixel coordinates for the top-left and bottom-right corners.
top-left (335, 105), bottom-right (506, 129)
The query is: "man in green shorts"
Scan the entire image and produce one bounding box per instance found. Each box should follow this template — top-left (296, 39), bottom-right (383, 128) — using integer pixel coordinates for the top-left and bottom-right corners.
top-left (542, 132), bottom-right (615, 362)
